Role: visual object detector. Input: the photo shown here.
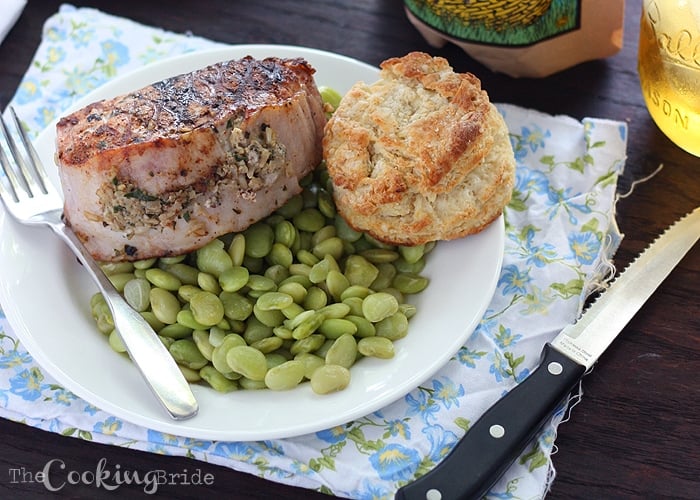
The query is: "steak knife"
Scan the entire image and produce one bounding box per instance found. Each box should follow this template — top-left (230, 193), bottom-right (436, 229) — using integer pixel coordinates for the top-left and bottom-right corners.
top-left (396, 207), bottom-right (700, 500)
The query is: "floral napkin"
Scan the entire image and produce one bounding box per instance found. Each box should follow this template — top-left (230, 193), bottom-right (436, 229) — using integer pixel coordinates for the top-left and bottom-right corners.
top-left (0, 5), bottom-right (627, 499)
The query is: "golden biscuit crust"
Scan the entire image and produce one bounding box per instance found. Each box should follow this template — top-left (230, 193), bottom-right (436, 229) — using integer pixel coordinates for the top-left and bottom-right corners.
top-left (323, 52), bottom-right (515, 246)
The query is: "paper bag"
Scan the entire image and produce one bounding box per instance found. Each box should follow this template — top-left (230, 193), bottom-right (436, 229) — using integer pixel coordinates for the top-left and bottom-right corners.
top-left (404, 0), bottom-right (625, 78)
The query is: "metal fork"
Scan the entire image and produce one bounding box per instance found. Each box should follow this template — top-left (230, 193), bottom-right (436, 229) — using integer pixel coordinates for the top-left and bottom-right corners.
top-left (0, 107), bottom-right (198, 421)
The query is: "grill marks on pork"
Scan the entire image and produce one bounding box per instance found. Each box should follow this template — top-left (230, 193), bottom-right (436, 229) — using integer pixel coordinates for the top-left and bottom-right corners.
top-left (55, 56), bottom-right (326, 261)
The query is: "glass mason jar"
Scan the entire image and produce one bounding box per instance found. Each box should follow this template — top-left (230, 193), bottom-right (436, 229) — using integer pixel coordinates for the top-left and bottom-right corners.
top-left (638, 0), bottom-right (700, 157)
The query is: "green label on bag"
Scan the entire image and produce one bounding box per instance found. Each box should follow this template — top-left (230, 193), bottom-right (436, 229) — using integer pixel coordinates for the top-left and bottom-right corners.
top-left (404, 0), bottom-right (581, 47)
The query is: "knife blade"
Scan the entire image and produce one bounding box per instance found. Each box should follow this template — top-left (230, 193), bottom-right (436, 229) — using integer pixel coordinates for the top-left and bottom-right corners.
top-left (396, 207), bottom-right (700, 500)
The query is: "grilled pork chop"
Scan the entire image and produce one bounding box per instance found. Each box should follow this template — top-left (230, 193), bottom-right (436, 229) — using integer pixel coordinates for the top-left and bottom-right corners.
top-left (55, 56), bottom-right (326, 262)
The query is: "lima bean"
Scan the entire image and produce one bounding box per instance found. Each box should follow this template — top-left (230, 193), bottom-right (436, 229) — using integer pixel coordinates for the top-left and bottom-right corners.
top-left (196, 239), bottom-right (233, 277)
top-left (268, 243), bottom-right (294, 268)
top-left (176, 309), bottom-right (208, 330)
top-left (274, 220), bottom-right (297, 247)
top-left (220, 291), bottom-right (253, 321)
top-left (264, 264), bottom-right (290, 284)
top-left (358, 336), bottom-right (395, 359)
top-left (277, 281), bottom-right (307, 303)
top-left (107, 272), bottom-right (135, 292)
top-left (312, 236), bottom-right (344, 261)
top-left (318, 302), bottom-right (351, 319)
top-left (211, 334), bottom-right (246, 374)
top-left (145, 268), bottom-right (181, 291)
top-left (340, 285), bottom-right (372, 301)
top-left (189, 291), bottom-right (225, 326)
top-left (344, 255), bottom-right (379, 287)
top-left (345, 315), bottom-right (376, 338)
top-left (192, 329), bottom-right (214, 360)
top-left (311, 225), bottom-right (336, 246)
top-left (393, 272), bottom-right (430, 294)
top-left (149, 287), bottom-right (180, 324)
top-left (239, 377), bottom-right (267, 390)
top-left (376, 312), bottom-right (409, 340)
top-left (265, 352), bottom-right (289, 369)
top-left (140, 311), bottom-right (165, 332)
top-left (252, 303), bottom-right (285, 327)
top-left (247, 274), bottom-right (276, 292)
top-left (158, 323), bottom-right (193, 339)
top-left (281, 302), bottom-right (305, 320)
top-left (123, 278), bottom-right (151, 312)
top-left (394, 257), bottom-right (426, 274)
top-left (318, 85), bottom-right (342, 111)
top-left (108, 329), bottom-right (127, 353)
top-left (228, 233), bottom-right (246, 266)
top-left (293, 208), bottom-right (325, 232)
top-left (319, 318), bottom-right (357, 339)
top-left (208, 326), bottom-right (228, 347)
top-left (251, 336), bottom-right (284, 354)
top-left (197, 272), bottom-right (222, 294)
top-left (169, 338), bottom-right (208, 370)
top-left (244, 222), bottom-right (274, 258)
top-left (342, 297), bottom-right (364, 316)
top-left (335, 216), bottom-right (362, 242)
top-left (310, 364), bottom-right (351, 394)
top-left (264, 360), bottom-right (305, 390)
top-left (178, 365), bottom-right (201, 383)
top-left (296, 249), bottom-right (320, 266)
top-left (200, 365), bottom-right (238, 392)
top-left (326, 269), bottom-right (349, 301)
top-left (218, 266), bottom-right (249, 292)
top-left (291, 312), bottom-right (325, 339)
top-left (100, 262), bottom-right (134, 275)
top-left (361, 292), bottom-right (399, 322)
top-left (295, 352), bottom-right (325, 379)
top-left (398, 244), bottom-right (425, 264)
top-left (275, 193), bottom-right (303, 218)
top-left (359, 248), bottom-right (399, 264)
top-left (324, 334), bottom-right (358, 368)
top-left (256, 291), bottom-right (294, 311)
top-left (302, 286), bottom-right (328, 310)
top-left (177, 284), bottom-right (202, 303)
top-left (371, 262), bottom-right (397, 290)
top-left (290, 334), bottom-right (325, 355)
top-left (133, 257), bottom-right (157, 270)
top-left (226, 345), bottom-right (267, 381)
top-left (158, 255), bottom-right (186, 265)
top-left (243, 316), bottom-right (273, 344)
top-left (316, 189), bottom-right (335, 219)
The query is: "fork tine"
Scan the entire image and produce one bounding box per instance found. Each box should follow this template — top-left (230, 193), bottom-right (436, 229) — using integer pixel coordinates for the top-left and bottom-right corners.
top-left (0, 110), bottom-right (41, 198)
top-left (0, 123), bottom-right (24, 202)
top-left (9, 107), bottom-right (50, 194)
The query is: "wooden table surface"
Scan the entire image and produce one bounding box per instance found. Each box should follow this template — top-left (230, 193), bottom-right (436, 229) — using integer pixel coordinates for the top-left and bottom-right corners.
top-left (1, 1), bottom-right (698, 498)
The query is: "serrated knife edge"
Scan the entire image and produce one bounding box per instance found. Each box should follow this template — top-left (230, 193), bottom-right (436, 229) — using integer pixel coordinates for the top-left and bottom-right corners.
top-left (552, 207), bottom-right (700, 368)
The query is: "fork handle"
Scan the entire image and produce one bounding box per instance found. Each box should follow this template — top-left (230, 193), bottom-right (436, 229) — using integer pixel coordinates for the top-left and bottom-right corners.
top-left (51, 220), bottom-right (199, 420)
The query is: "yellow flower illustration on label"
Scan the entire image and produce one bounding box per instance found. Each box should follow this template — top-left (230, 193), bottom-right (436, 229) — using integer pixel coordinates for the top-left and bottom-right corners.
top-left (404, 0), bottom-right (580, 46)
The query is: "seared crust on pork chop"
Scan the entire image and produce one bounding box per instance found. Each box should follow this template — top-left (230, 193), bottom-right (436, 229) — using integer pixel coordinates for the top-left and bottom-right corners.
top-left (55, 56), bottom-right (326, 261)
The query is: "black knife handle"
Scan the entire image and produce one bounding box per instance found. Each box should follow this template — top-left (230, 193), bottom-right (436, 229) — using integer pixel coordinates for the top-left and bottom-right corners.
top-left (395, 343), bottom-right (586, 500)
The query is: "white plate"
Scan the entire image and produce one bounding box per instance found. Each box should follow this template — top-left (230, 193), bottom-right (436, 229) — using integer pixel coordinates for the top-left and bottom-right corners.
top-left (0, 45), bottom-right (504, 441)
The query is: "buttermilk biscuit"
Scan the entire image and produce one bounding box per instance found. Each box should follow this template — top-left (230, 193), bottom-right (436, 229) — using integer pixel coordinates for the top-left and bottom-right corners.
top-left (323, 51), bottom-right (515, 245)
